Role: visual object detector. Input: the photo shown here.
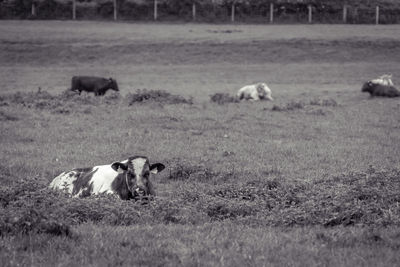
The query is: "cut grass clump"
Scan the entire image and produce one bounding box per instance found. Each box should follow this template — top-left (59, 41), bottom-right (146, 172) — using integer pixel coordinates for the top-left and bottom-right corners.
top-left (0, 178), bottom-right (72, 236)
top-left (272, 98), bottom-right (338, 112)
top-left (0, 110), bottom-right (19, 121)
top-left (309, 98), bottom-right (338, 107)
top-left (0, 89), bottom-right (191, 114)
top-left (126, 89), bottom-right (193, 105)
top-left (205, 200), bottom-right (259, 221)
top-left (0, 90), bottom-right (101, 114)
top-left (272, 101), bottom-right (305, 111)
top-left (167, 162), bottom-right (216, 182)
top-left (166, 161), bottom-right (240, 183)
top-left (209, 93), bottom-right (239, 104)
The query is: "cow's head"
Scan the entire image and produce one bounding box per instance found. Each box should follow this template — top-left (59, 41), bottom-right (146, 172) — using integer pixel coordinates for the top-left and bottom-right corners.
top-left (256, 83), bottom-right (273, 101)
top-left (108, 78), bottom-right (119, 92)
top-left (361, 81), bottom-right (374, 94)
top-left (111, 156), bottom-right (165, 199)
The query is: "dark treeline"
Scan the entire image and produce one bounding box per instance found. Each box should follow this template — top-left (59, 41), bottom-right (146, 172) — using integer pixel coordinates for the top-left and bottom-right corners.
top-left (1, 0), bottom-right (400, 23)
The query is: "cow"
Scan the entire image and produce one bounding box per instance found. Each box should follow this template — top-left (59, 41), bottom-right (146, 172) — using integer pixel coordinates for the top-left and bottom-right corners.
top-left (49, 156), bottom-right (165, 200)
top-left (371, 74), bottom-right (394, 86)
top-left (70, 76), bottom-right (119, 96)
top-left (237, 83), bottom-right (273, 101)
top-left (361, 81), bottom-right (400, 97)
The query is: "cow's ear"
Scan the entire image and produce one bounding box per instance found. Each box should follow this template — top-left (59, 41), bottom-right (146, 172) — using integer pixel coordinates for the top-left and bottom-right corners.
top-left (111, 162), bottom-right (128, 173)
top-left (150, 163), bottom-right (165, 174)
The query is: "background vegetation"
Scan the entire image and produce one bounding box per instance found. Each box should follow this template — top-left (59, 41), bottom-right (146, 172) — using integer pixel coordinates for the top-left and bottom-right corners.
top-left (1, 0), bottom-right (400, 23)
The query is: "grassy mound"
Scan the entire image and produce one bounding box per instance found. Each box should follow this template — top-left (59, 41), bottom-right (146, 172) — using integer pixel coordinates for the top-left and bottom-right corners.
top-left (126, 89), bottom-right (193, 105)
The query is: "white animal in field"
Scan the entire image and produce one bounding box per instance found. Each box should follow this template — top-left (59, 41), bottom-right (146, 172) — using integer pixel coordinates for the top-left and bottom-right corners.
top-left (49, 156), bottom-right (165, 200)
top-left (236, 83), bottom-right (273, 101)
top-left (371, 74), bottom-right (394, 86)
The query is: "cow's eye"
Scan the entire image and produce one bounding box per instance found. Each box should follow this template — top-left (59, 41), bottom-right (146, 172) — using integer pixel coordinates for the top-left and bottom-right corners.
top-left (143, 171), bottom-right (150, 178)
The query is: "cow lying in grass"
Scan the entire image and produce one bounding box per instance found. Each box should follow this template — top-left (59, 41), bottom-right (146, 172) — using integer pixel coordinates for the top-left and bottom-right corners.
top-left (362, 75), bottom-right (400, 97)
top-left (49, 156), bottom-right (165, 200)
top-left (70, 76), bottom-right (119, 96)
top-left (237, 83), bottom-right (273, 101)
top-left (361, 82), bottom-right (400, 97)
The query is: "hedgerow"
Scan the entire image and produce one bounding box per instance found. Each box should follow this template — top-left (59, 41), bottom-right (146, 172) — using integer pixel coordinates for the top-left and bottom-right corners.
top-left (2, 0), bottom-right (400, 23)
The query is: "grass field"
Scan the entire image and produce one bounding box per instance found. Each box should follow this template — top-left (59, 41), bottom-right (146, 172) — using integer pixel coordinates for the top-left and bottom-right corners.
top-left (1, 21), bottom-right (400, 266)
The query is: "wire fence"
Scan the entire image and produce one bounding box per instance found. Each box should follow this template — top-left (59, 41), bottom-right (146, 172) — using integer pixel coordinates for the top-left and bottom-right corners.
top-left (1, 0), bottom-right (400, 24)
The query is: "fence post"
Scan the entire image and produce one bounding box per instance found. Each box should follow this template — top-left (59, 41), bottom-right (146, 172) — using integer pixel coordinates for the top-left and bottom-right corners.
top-left (269, 2), bottom-right (273, 23)
top-left (376, 6), bottom-right (379, 25)
top-left (354, 7), bottom-right (358, 23)
top-left (343, 5), bottom-right (347, 23)
top-left (192, 2), bottom-right (196, 21)
top-left (72, 0), bottom-right (76, 20)
top-left (308, 5), bottom-right (312, 23)
top-left (31, 1), bottom-right (36, 16)
top-left (154, 0), bottom-right (158, 21)
top-left (113, 0), bottom-right (117, 20)
top-left (231, 2), bottom-right (235, 22)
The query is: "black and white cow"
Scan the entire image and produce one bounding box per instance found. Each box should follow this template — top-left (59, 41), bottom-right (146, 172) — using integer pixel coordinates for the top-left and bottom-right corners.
top-left (49, 156), bottom-right (165, 200)
top-left (361, 82), bottom-right (400, 97)
top-left (70, 76), bottom-right (119, 96)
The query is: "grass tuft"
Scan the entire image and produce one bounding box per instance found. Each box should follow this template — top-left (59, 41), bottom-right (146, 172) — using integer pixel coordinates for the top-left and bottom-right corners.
top-left (309, 98), bottom-right (338, 107)
top-left (0, 110), bottom-right (19, 121)
top-left (272, 101), bottom-right (305, 111)
top-left (272, 98), bottom-right (338, 112)
top-left (126, 89), bottom-right (193, 105)
top-left (209, 93), bottom-right (239, 104)
top-left (167, 162), bottom-right (216, 182)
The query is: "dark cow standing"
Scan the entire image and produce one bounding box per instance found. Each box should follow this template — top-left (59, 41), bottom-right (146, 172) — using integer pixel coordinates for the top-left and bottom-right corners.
top-left (361, 81), bottom-right (400, 97)
top-left (70, 76), bottom-right (119, 96)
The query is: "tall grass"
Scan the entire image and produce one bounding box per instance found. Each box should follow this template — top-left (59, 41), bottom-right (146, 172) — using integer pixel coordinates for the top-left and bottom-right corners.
top-left (1, 164), bottom-right (399, 238)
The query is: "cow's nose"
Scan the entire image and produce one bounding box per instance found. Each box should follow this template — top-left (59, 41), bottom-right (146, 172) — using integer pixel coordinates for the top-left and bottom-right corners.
top-left (135, 188), bottom-right (145, 195)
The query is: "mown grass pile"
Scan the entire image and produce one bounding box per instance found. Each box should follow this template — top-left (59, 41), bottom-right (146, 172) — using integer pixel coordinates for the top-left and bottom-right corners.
top-left (126, 89), bottom-right (193, 105)
top-left (1, 165), bottom-right (399, 237)
top-left (209, 93), bottom-right (239, 104)
top-left (272, 98), bottom-right (338, 112)
top-left (0, 89), bottom-right (193, 114)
